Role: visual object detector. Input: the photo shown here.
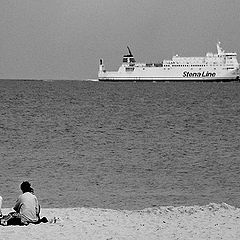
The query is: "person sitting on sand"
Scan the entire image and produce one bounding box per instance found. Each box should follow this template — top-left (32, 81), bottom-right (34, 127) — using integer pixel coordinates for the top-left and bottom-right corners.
top-left (0, 181), bottom-right (47, 225)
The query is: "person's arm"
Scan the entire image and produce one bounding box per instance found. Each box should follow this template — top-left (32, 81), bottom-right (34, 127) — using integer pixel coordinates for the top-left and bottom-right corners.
top-left (35, 196), bottom-right (40, 217)
top-left (13, 196), bottom-right (22, 212)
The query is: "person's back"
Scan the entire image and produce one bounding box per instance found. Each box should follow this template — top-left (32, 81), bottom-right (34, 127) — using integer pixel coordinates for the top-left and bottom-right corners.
top-left (14, 191), bottom-right (39, 222)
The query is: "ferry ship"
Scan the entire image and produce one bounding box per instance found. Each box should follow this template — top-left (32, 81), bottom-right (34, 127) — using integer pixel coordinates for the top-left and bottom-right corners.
top-left (98, 43), bottom-right (239, 81)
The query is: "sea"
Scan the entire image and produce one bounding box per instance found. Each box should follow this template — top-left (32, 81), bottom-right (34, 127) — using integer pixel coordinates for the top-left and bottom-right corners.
top-left (0, 80), bottom-right (240, 210)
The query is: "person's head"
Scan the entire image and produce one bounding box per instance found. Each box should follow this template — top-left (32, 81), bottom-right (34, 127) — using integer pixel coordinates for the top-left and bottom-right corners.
top-left (20, 181), bottom-right (34, 193)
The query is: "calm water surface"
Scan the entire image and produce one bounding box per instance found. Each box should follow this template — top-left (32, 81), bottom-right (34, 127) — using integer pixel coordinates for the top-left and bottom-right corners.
top-left (0, 80), bottom-right (239, 209)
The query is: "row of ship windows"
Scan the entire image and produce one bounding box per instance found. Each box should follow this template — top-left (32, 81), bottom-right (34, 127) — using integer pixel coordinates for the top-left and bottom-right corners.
top-left (126, 67), bottom-right (235, 71)
top-left (163, 65), bottom-right (222, 67)
top-left (162, 67), bottom-right (235, 70)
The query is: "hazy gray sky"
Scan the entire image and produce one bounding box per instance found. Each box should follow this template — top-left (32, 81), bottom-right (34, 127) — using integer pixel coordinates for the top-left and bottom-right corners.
top-left (1, 0), bottom-right (240, 79)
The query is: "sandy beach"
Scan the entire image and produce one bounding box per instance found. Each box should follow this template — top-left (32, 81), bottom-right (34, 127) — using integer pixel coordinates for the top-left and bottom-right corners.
top-left (0, 203), bottom-right (240, 239)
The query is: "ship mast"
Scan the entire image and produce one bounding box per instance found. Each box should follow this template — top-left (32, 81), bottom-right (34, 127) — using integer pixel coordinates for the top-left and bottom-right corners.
top-left (127, 46), bottom-right (133, 57)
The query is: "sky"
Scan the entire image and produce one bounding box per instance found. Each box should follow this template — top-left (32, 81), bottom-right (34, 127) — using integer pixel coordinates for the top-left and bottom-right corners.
top-left (1, 0), bottom-right (240, 80)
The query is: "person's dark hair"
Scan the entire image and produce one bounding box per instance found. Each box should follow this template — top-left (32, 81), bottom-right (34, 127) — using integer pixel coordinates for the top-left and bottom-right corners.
top-left (20, 181), bottom-right (34, 193)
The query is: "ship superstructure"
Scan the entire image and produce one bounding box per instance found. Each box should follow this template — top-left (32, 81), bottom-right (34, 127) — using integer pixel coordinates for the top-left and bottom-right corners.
top-left (98, 43), bottom-right (239, 81)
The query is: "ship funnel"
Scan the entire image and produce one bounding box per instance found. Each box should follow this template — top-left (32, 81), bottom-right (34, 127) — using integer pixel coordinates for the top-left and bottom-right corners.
top-left (217, 42), bottom-right (225, 55)
top-left (99, 59), bottom-right (105, 72)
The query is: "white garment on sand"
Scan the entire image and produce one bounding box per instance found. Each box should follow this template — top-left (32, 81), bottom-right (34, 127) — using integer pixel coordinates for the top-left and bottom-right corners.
top-left (0, 196), bottom-right (2, 216)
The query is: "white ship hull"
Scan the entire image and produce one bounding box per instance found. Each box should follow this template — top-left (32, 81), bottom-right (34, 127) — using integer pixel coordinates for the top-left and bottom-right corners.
top-left (98, 43), bottom-right (239, 82)
top-left (99, 67), bottom-right (239, 81)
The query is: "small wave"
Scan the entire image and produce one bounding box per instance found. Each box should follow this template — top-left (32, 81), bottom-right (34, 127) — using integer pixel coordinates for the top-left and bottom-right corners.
top-left (68, 202), bottom-right (238, 216)
top-left (136, 202), bottom-right (237, 215)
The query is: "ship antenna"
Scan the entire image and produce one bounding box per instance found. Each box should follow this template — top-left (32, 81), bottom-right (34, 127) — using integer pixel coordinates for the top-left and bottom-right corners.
top-left (127, 46), bottom-right (133, 56)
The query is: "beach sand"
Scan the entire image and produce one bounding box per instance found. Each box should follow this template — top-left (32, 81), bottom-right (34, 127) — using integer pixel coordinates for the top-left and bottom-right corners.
top-left (1, 203), bottom-right (240, 239)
